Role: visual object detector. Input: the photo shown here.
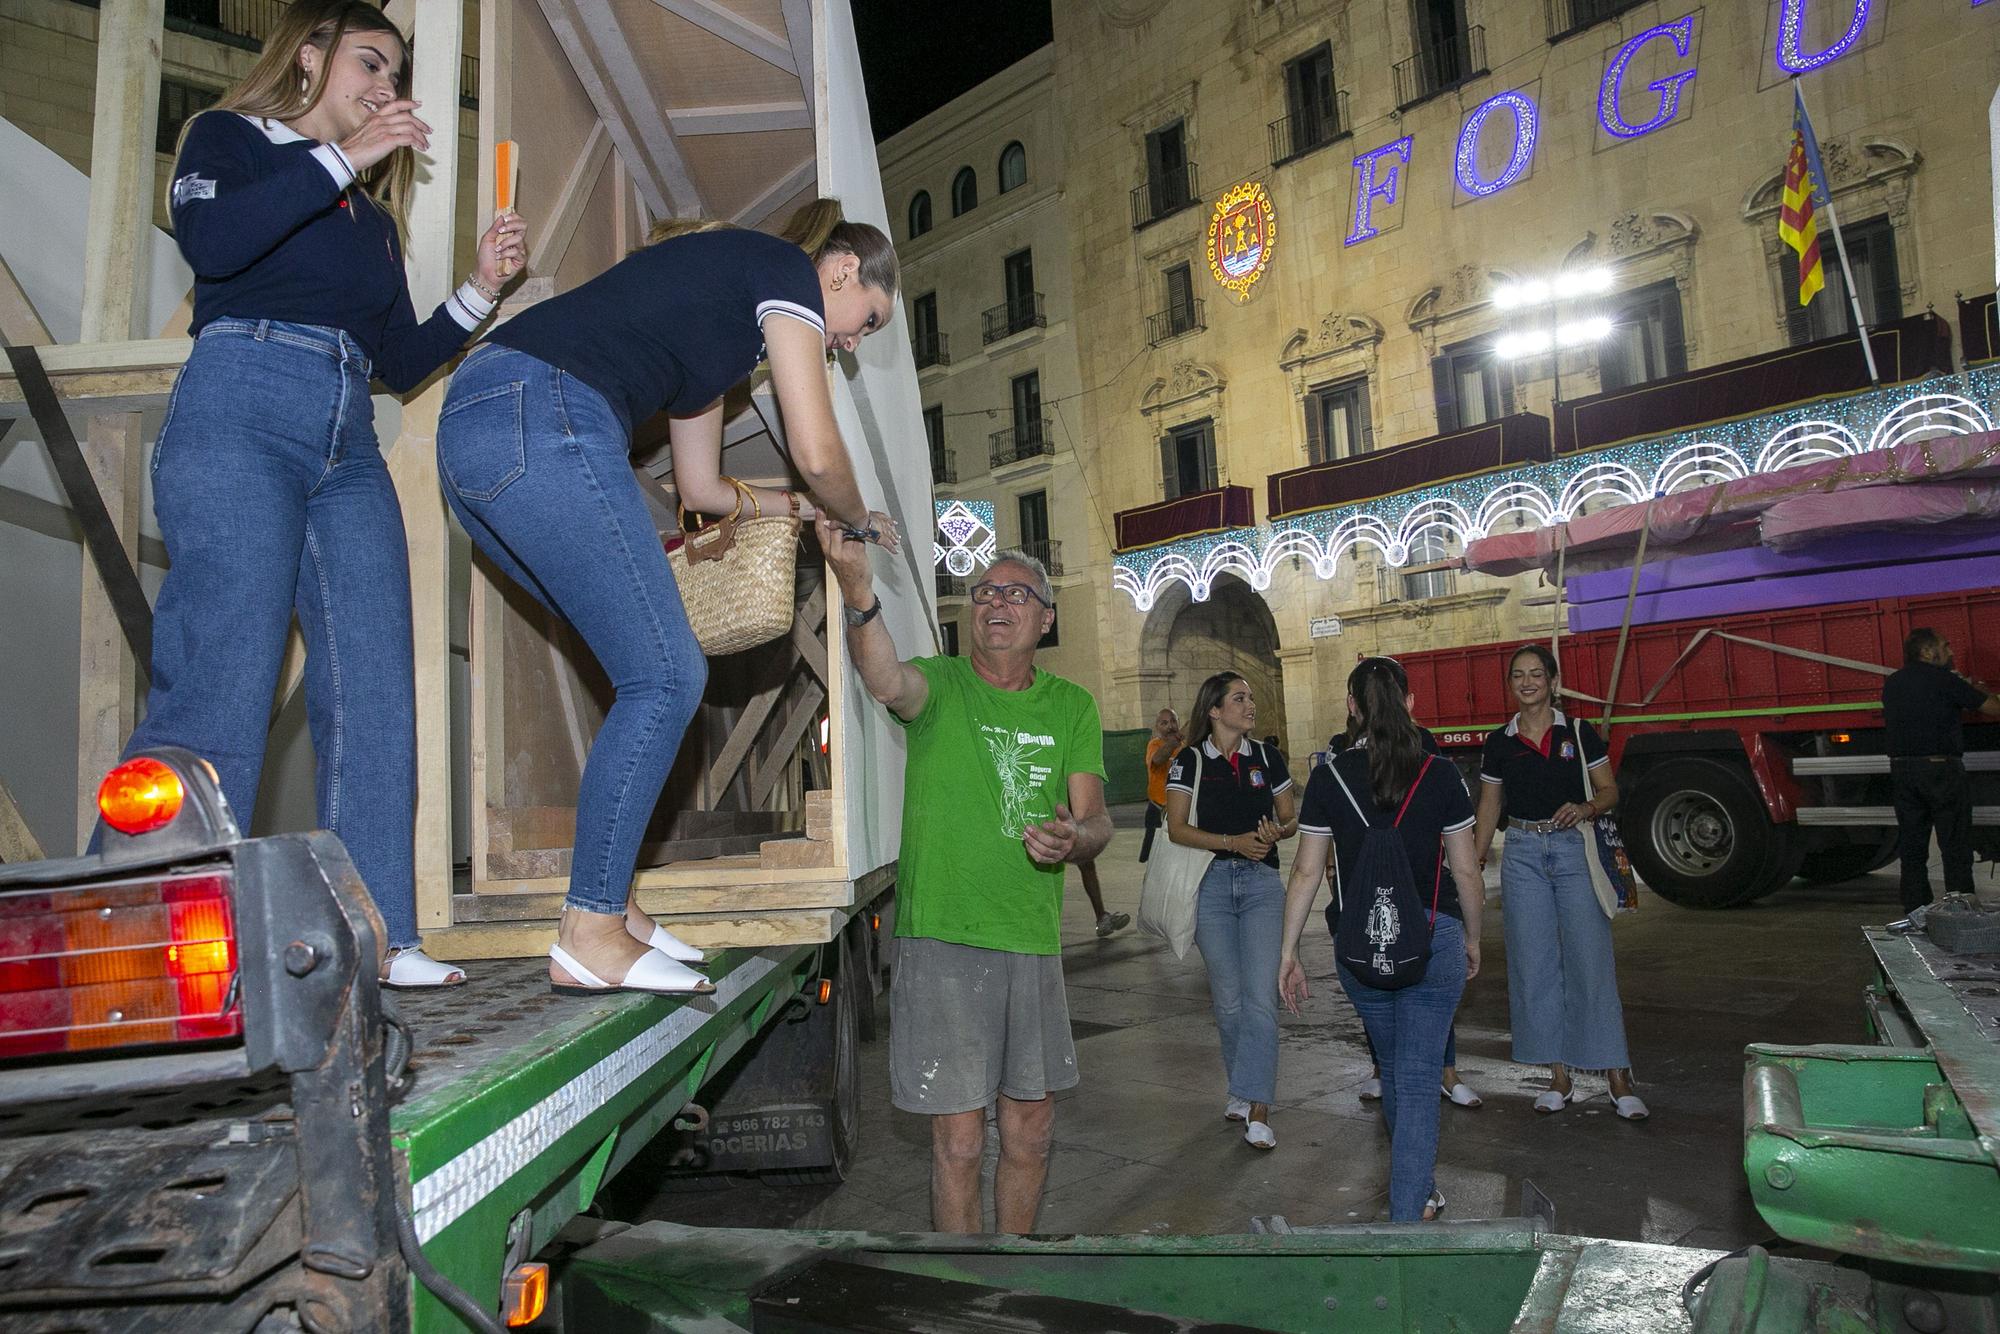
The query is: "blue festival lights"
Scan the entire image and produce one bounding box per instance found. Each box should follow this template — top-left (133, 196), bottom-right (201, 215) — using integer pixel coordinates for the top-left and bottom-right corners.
top-left (1776, 0), bottom-right (1873, 74)
top-left (1455, 91), bottom-right (1540, 197)
top-left (1598, 15), bottom-right (1699, 140)
top-left (1345, 137), bottom-right (1414, 245)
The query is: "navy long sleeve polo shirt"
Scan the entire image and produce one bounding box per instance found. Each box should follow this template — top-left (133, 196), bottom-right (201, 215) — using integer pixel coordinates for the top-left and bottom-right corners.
top-left (170, 111), bottom-right (491, 393)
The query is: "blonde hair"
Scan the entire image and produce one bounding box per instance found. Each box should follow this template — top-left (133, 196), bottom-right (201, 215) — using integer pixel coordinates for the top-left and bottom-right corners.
top-left (642, 199), bottom-right (900, 294)
top-left (175, 0), bottom-right (415, 234)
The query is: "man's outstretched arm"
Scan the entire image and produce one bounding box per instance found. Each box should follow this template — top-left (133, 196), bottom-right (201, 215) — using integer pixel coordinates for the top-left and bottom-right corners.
top-left (818, 517), bottom-right (928, 721)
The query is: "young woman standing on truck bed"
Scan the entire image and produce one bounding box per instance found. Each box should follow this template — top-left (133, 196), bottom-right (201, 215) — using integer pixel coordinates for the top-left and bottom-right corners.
top-left (436, 202), bottom-right (898, 996)
top-left (114, 0), bottom-right (525, 988)
top-left (1472, 645), bottom-right (1648, 1120)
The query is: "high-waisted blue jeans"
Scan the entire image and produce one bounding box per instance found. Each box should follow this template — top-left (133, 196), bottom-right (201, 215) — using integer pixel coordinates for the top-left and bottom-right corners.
top-left (1501, 827), bottom-right (1631, 1071)
top-left (437, 344), bottom-right (707, 916)
top-left (1194, 856), bottom-right (1286, 1106)
top-left (118, 319), bottom-right (420, 948)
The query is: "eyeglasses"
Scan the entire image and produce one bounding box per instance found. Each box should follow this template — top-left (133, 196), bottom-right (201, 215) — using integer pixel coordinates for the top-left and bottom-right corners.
top-left (970, 581), bottom-right (1052, 608)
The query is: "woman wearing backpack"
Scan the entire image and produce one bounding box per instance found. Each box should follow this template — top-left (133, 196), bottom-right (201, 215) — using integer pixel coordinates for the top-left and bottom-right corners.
top-left (1164, 673), bottom-right (1296, 1150)
top-left (1471, 645), bottom-right (1646, 1120)
top-left (1280, 657), bottom-right (1483, 1221)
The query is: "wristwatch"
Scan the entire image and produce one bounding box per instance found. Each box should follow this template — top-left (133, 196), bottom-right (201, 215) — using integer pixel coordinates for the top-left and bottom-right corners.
top-left (843, 596), bottom-right (882, 629)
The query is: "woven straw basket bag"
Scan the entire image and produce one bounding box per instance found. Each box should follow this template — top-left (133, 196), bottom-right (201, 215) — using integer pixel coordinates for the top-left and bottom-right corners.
top-left (665, 476), bottom-right (801, 656)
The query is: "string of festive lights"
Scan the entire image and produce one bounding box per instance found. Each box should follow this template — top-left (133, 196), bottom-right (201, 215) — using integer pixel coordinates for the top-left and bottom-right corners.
top-left (1109, 368), bottom-right (2000, 612)
top-left (934, 499), bottom-right (997, 577)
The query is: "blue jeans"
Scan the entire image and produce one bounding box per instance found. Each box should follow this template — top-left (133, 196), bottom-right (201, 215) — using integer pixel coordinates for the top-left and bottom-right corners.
top-left (118, 319), bottom-right (419, 948)
top-left (1193, 857), bottom-right (1285, 1105)
top-left (1365, 1023), bottom-right (1455, 1069)
top-left (1501, 827), bottom-right (1631, 1071)
top-left (1338, 913), bottom-right (1466, 1221)
top-left (437, 344), bottom-right (707, 916)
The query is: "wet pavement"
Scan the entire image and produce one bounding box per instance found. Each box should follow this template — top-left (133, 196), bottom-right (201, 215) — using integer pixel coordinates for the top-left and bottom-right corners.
top-left (619, 813), bottom-right (1946, 1247)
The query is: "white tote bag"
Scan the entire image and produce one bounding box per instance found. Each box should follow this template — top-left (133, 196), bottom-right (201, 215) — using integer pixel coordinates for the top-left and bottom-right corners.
top-left (1138, 749), bottom-right (1213, 959)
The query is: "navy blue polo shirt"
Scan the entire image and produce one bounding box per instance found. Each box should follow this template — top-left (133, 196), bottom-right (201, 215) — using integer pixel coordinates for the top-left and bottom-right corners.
top-left (486, 227), bottom-right (826, 434)
top-left (1165, 738), bottom-right (1293, 868)
top-left (1478, 710), bottom-right (1609, 821)
top-left (1299, 748), bottom-right (1474, 921)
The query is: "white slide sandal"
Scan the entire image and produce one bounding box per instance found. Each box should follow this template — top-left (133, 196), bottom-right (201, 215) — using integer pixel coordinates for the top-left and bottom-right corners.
top-left (550, 943), bottom-right (714, 996)
top-left (382, 947), bottom-right (467, 990)
top-left (644, 923), bottom-right (708, 965)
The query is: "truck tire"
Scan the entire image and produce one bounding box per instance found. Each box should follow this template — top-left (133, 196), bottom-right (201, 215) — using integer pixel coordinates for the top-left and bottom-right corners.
top-left (1796, 836), bottom-right (1897, 885)
top-left (1620, 758), bottom-right (1786, 908)
top-left (768, 933), bottom-right (860, 1186)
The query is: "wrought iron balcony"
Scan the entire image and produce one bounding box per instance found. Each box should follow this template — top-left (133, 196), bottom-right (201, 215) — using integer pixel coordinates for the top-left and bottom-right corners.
top-left (913, 330), bottom-right (951, 370)
top-left (935, 571), bottom-right (968, 599)
top-left (990, 418), bottom-right (1055, 469)
top-left (1131, 162), bottom-right (1200, 230)
top-left (1393, 25), bottom-right (1486, 108)
top-left (1268, 90), bottom-right (1348, 166)
top-left (930, 448), bottom-right (956, 485)
top-left (1546, 0), bottom-right (1647, 40)
top-left (1147, 299), bottom-right (1206, 347)
top-left (1020, 539), bottom-right (1064, 578)
top-left (982, 294), bottom-right (1047, 345)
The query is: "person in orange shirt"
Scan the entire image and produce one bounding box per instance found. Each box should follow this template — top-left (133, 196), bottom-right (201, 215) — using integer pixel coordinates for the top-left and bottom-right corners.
top-left (1140, 708), bottom-right (1181, 863)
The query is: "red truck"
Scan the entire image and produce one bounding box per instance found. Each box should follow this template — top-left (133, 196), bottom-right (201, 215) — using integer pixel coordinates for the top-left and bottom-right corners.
top-left (1399, 588), bottom-right (2000, 907)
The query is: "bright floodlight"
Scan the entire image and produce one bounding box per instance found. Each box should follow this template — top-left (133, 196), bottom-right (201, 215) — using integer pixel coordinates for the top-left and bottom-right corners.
top-left (1554, 267), bottom-right (1614, 299)
top-left (1557, 316), bottom-right (1614, 347)
top-left (1496, 330), bottom-right (1553, 359)
top-left (1493, 278), bottom-right (1551, 310)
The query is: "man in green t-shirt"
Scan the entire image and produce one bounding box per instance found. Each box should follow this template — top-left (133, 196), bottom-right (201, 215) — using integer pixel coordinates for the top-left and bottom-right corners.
top-left (820, 524), bottom-right (1111, 1234)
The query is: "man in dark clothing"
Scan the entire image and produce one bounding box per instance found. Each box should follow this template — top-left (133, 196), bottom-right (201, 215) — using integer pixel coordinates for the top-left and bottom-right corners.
top-left (1882, 628), bottom-right (2000, 911)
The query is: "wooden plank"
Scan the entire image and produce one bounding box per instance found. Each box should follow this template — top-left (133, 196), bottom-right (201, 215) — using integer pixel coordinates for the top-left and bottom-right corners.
top-left (780, 0), bottom-right (814, 110)
top-left (647, 0), bottom-right (797, 73)
top-left (804, 789), bottom-right (831, 842)
top-left (733, 156), bottom-right (816, 228)
top-left (486, 831), bottom-right (775, 880)
top-left (475, 852), bottom-right (846, 897)
top-left (422, 907), bottom-right (840, 960)
top-left (749, 679), bottom-right (824, 810)
top-left (531, 119), bottom-right (612, 276)
top-left (0, 256), bottom-right (53, 346)
top-left (789, 602), bottom-right (829, 688)
top-left (451, 877), bottom-right (854, 921)
top-left (534, 0), bottom-right (702, 218)
top-left (706, 668), bottom-right (791, 796)
top-left (666, 102), bottom-right (812, 135)
top-left (0, 776), bottom-right (45, 864)
top-left (75, 414), bottom-right (143, 847)
top-left (80, 0), bottom-right (163, 345)
top-left (758, 836), bottom-right (834, 870)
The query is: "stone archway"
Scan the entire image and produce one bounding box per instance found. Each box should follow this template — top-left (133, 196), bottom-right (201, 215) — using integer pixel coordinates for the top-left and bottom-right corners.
top-left (1138, 574), bottom-right (1287, 747)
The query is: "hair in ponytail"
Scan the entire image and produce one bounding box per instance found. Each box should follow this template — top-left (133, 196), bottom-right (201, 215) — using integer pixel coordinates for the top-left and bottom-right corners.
top-left (1347, 656), bottom-right (1424, 809)
top-left (1184, 672), bottom-right (1245, 757)
top-left (779, 198), bottom-right (901, 294)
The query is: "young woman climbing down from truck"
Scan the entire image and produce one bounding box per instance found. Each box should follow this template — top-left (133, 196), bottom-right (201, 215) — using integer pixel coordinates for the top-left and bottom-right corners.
top-left (437, 200), bottom-right (900, 995)
top-left (115, 0), bottom-right (525, 988)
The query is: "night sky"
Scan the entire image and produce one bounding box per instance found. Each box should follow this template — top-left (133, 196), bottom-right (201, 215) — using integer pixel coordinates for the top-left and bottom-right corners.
top-left (850, 0), bottom-right (1054, 141)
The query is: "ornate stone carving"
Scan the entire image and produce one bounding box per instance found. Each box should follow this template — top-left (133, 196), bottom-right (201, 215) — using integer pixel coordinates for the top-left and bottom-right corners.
top-left (1446, 264), bottom-right (1483, 307)
top-left (1279, 313), bottom-right (1384, 369)
top-left (1098, 0), bottom-right (1172, 26)
top-left (1140, 359), bottom-right (1226, 415)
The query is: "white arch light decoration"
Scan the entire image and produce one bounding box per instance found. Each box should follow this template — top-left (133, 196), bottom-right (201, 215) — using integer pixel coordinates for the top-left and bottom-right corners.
top-left (1110, 370), bottom-right (2000, 610)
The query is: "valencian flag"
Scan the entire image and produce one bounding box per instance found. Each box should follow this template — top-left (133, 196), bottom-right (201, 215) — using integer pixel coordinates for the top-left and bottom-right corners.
top-left (1779, 87), bottom-right (1829, 307)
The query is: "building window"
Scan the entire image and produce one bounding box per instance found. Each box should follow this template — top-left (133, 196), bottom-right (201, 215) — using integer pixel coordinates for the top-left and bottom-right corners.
top-left (1784, 215), bottom-right (1901, 345)
top-left (911, 292), bottom-right (945, 369)
top-left (1138, 119), bottom-right (1195, 225)
top-left (1160, 418), bottom-right (1218, 499)
top-left (1398, 0), bottom-right (1483, 106)
top-left (941, 621), bottom-right (960, 655)
top-left (951, 166), bottom-right (978, 216)
top-left (1018, 490), bottom-right (1051, 574)
top-left (1397, 532), bottom-right (1458, 601)
top-left (989, 370), bottom-right (1047, 467)
top-left (157, 78), bottom-right (221, 156)
top-left (1004, 248), bottom-right (1035, 318)
top-left (1431, 338), bottom-right (1509, 434)
top-left (1278, 43), bottom-right (1339, 161)
top-left (999, 141), bottom-right (1027, 193)
top-left (908, 190), bottom-right (932, 239)
top-left (1305, 376), bottom-right (1373, 462)
top-left (924, 404), bottom-right (953, 483)
top-left (1148, 262), bottom-right (1201, 344)
top-left (1598, 279), bottom-right (1689, 392)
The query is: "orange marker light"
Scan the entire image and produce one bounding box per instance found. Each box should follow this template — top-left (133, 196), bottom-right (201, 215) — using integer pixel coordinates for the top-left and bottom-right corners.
top-left (97, 757), bottom-right (185, 835)
top-left (1830, 733), bottom-right (1852, 744)
top-left (503, 1261), bottom-right (548, 1327)
top-left (817, 978), bottom-right (834, 1004)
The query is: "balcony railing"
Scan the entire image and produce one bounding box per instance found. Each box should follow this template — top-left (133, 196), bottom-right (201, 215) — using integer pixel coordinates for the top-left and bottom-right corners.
top-left (1546, 0), bottom-right (1647, 40)
top-left (1393, 25), bottom-right (1487, 108)
top-left (990, 418), bottom-right (1054, 469)
top-left (1020, 539), bottom-right (1064, 578)
top-left (1131, 162), bottom-right (1200, 230)
top-left (1147, 299), bottom-right (1206, 347)
top-left (935, 571), bottom-right (968, 599)
top-left (914, 330), bottom-right (951, 370)
top-left (1267, 90), bottom-right (1348, 166)
top-left (930, 448), bottom-right (956, 484)
top-left (982, 294), bottom-right (1047, 345)
top-left (151, 0), bottom-right (288, 51)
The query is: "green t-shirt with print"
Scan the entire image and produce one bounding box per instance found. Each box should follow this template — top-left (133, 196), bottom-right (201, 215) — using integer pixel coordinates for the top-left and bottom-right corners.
top-left (893, 655), bottom-right (1107, 955)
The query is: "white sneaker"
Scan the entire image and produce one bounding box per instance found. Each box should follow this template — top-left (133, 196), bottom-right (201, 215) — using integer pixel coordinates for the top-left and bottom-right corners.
top-left (1244, 1120), bottom-right (1276, 1150)
top-left (1359, 1076), bottom-right (1382, 1102)
top-left (1224, 1097), bottom-right (1251, 1122)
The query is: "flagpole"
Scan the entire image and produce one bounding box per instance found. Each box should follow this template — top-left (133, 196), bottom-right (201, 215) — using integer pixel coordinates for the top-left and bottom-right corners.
top-left (1793, 78), bottom-right (1880, 385)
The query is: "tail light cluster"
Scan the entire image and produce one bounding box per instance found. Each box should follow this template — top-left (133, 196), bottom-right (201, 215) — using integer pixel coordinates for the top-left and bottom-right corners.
top-left (0, 872), bottom-right (242, 1059)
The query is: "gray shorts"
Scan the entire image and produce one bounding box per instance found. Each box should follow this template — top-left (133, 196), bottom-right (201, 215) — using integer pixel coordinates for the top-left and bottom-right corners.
top-left (889, 936), bottom-right (1079, 1115)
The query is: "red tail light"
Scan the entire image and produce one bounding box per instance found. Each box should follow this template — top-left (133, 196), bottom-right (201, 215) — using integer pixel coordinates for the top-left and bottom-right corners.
top-left (97, 757), bottom-right (186, 835)
top-left (0, 872), bottom-right (241, 1059)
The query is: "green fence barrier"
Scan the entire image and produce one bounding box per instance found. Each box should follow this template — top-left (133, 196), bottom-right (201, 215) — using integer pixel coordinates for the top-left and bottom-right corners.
top-left (1102, 728), bottom-right (1152, 806)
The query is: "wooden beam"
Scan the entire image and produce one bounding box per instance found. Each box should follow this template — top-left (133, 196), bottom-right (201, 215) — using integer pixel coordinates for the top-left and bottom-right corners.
top-left (666, 102), bottom-right (811, 135)
top-left (530, 119), bottom-right (612, 276)
top-left (0, 775), bottom-right (44, 864)
top-left (535, 0), bottom-right (702, 218)
top-left (733, 156), bottom-right (816, 228)
top-left (749, 680), bottom-right (826, 809)
top-left (0, 256), bottom-right (52, 346)
top-left (780, 0), bottom-right (814, 105)
top-left (647, 0), bottom-right (796, 73)
top-left (706, 669), bottom-right (792, 797)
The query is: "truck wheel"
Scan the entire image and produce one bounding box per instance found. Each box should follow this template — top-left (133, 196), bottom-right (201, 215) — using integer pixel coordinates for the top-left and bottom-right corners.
top-left (769, 934), bottom-right (860, 1186)
top-left (1621, 759), bottom-right (1783, 908)
top-left (1796, 837), bottom-right (1897, 885)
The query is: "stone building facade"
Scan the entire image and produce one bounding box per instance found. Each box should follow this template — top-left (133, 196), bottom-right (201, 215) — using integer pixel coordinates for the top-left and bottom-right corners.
top-left (1044, 0), bottom-right (1995, 755)
top-left (876, 45), bottom-right (1106, 689)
